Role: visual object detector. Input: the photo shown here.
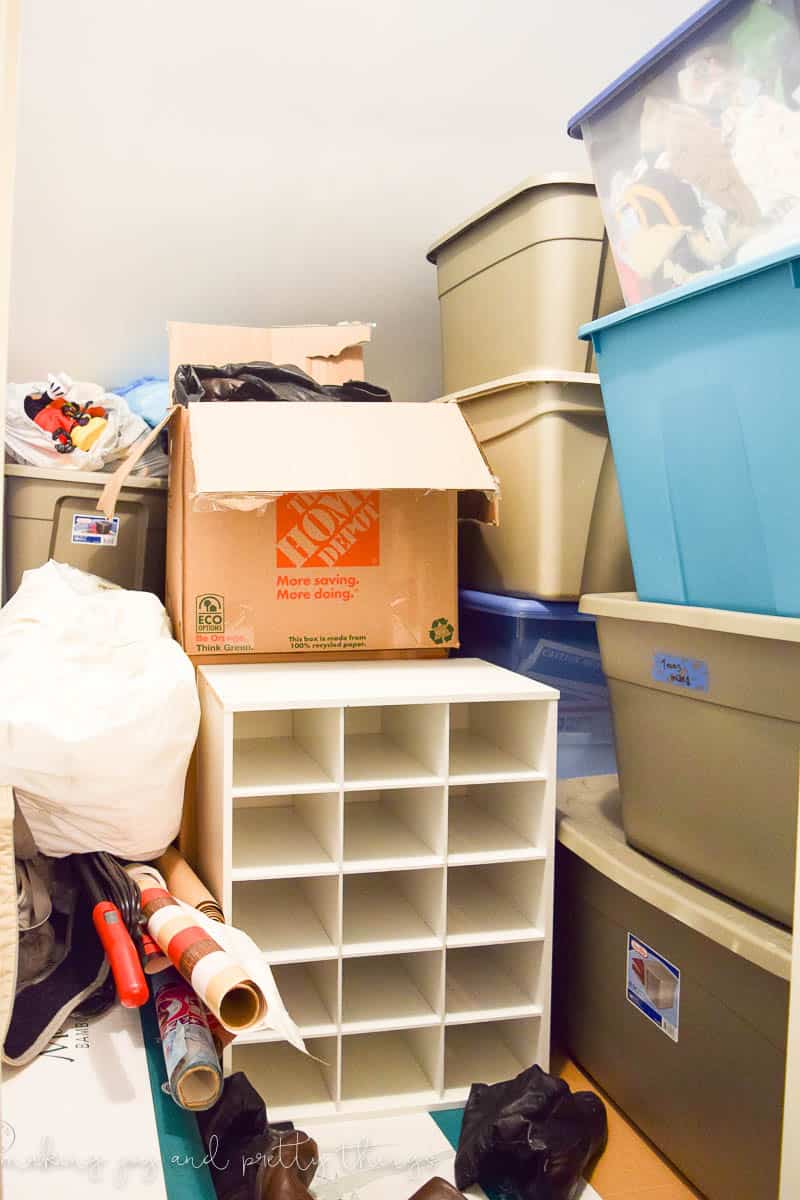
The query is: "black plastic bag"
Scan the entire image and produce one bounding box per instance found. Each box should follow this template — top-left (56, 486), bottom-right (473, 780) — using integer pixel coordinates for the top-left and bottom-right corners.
top-left (455, 1063), bottom-right (607, 1200)
top-left (173, 361), bottom-right (391, 406)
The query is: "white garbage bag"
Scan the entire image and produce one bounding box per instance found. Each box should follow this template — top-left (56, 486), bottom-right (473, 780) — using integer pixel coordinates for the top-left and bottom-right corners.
top-left (5, 372), bottom-right (147, 471)
top-left (0, 562), bottom-right (200, 859)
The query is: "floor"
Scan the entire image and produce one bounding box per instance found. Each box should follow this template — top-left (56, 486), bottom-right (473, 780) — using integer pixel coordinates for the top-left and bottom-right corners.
top-left (553, 1052), bottom-right (704, 1200)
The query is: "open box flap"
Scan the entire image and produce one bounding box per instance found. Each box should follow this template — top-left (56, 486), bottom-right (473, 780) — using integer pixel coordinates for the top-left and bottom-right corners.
top-left (187, 401), bottom-right (498, 503)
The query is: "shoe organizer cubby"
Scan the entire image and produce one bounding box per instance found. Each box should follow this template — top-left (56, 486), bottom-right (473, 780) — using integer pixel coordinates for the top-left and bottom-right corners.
top-left (343, 703), bottom-right (447, 789)
top-left (448, 779), bottom-right (547, 865)
top-left (232, 792), bottom-right (341, 880)
top-left (343, 868), bottom-right (444, 955)
top-left (197, 658), bottom-right (557, 1116)
top-left (341, 1027), bottom-right (441, 1109)
top-left (447, 861), bottom-right (546, 947)
top-left (232, 708), bottom-right (341, 797)
top-left (231, 1036), bottom-right (338, 1120)
top-left (444, 1017), bottom-right (544, 1100)
top-left (342, 951), bottom-right (443, 1032)
top-left (449, 700), bottom-right (547, 783)
top-left (232, 875), bottom-right (340, 962)
top-left (344, 787), bottom-right (445, 871)
top-left (446, 942), bottom-right (545, 1023)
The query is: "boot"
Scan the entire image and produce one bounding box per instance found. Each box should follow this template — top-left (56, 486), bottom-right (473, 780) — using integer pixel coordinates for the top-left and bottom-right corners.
top-left (261, 1130), bottom-right (319, 1200)
top-left (408, 1178), bottom-right (465, 1199)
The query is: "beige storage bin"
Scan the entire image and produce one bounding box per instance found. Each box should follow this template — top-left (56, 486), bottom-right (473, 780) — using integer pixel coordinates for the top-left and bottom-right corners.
top-left (581, 592), bottom-right (800, 927)
top-left (556, 776), bottom-right (790, 1200)
top-left (427, 173), bottom-right (623, 391)
top-left (443, 371), bottom-right (632, 600)
top-left (4, 464), bottom-right (167, 598)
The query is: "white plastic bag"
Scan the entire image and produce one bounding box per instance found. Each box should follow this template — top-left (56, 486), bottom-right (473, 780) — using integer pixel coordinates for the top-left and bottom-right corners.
top-left (5, 372), bottom-right (147, 471)
top-left (0, 562), bottom-right (200, 859)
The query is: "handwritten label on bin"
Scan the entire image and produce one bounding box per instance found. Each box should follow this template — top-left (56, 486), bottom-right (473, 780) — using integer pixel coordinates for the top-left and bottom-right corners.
top-left (652, 652), bottom-right (709, 692)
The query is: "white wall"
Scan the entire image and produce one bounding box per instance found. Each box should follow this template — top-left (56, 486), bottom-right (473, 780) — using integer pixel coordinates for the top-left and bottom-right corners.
top-left (8, 0), bottom-right (696, 402)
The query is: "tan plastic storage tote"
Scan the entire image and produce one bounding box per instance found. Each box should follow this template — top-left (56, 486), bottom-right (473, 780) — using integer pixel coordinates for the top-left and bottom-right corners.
top-left (442, 371), bottom-right (633, 600)
top-left (556, 776), bottom-right (790, 1200)
top-left (4, 464), bottom-right (166, 598)
top-left (427, 173), bottom-right (623, 391)
top-left (581, 592), bottom-right (800, 927)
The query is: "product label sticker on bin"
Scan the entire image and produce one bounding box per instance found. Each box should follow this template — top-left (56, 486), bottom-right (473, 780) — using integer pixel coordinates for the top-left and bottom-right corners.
top-left (627, 933), bottom-right (680, 1043)
top-left (71, 514), bottom-right (120, 547)
top-left (652, 652), bottom-right (708, 692)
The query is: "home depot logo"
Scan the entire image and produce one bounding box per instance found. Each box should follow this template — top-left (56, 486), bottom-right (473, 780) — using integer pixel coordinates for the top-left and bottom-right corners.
top-left (276, 492), bottom-right (380, 569)
top-left (196, 593), bottom-right (225, 633)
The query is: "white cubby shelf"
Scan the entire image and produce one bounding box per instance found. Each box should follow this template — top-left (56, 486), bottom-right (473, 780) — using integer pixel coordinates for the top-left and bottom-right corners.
top-left (197, 657), bottom-right (557, 1120)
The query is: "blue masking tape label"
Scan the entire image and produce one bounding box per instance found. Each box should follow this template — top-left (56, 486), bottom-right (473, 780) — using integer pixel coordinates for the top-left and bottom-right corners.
top-left (627, 933), bottom-right (680, 1043)
top-left (652, 652), bottom-right (708, 691)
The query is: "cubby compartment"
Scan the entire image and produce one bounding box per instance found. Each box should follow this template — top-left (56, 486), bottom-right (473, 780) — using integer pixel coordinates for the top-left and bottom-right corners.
top-left (233, 708), bottom-right (341, 797)
top-left (444, 1017), bottom-right (541, 1098)
top-left (232, 792), bottom-right (341, 880)
top-left (342, 951), bottom-right (443, 1032)
top-left (446, 942), bottom-right (544, 1022)
top-left (248, 961), bottom-right (339, 1040)
top-left (447, 861), bottom-right (545, 947)
top-left (341, 1027), bottom-right (441, 1109)
top-left (343, 869), bottom-right (444, 955)
top-left (449, 701), bottom-right (547, 783)
top-left (232, 1036), bottom-right (338, 1119)
top-left (344, 787), bottom-right (445, 872)
top-left (233, 875), bottom-right (340, 962)
top-left (448, 780), bottom-right (547, 865)
top-left (344, 704), bottom-right (447, 790)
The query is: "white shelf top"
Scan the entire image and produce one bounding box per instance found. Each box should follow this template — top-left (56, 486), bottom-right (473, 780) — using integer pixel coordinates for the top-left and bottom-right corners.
top-left (201, 657), bottom-right (558, 712)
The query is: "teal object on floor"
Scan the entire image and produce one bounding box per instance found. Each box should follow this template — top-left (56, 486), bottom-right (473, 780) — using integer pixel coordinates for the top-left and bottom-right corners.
top-left (580, 244), bottom-right (800, 616)
top-left (140, 1000), bottom-right (216, 1200)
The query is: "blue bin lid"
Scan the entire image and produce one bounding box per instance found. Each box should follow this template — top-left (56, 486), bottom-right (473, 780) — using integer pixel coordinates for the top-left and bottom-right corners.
top-left (579, 241), bottom-right (800, 342)
top-left (459, 589), bottom-right (596, 621)
top-left (567, 0), bottom-right (747, 139)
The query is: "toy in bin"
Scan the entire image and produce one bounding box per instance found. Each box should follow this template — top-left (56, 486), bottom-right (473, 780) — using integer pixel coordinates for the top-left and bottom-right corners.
top-left (24, 385), bottom-right (107, 454)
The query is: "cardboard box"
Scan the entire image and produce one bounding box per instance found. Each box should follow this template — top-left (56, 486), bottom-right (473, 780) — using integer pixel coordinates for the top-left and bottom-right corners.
top-left (101, 322), bottom-right (497, 660)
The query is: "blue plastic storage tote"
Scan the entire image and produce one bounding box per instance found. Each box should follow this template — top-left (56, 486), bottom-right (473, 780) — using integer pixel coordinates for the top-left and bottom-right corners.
top-left (567, 0), bottom-right (800, 305)
top-left (458, 589), bottom-right (616, 779)
top-left (580, 245), bottom-right (800, 616)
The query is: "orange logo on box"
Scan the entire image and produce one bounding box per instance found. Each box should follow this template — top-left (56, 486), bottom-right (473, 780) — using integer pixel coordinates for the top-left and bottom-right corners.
top-left (276, 492), bottom-right (380, 569)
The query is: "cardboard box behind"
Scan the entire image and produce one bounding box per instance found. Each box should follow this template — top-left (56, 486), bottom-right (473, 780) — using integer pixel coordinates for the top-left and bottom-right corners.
top-left (102, 322), bottom-right (497, 663)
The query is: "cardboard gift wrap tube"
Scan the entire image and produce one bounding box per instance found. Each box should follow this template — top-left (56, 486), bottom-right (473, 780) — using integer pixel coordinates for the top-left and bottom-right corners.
top-left (154, 845), bottom-right (225, 922)
top-left (138, 882), bottom-right (266, 1032)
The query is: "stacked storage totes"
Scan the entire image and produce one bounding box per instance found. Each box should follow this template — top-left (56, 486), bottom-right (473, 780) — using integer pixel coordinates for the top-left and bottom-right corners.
top-left (428, 174), bottom-right (633, 778)
top-left (562, 4), bottom-right (800, 1197)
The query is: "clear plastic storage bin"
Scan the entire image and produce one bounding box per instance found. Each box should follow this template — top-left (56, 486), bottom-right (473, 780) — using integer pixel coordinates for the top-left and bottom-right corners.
top-left (569, 0), bottom-right (800, 304)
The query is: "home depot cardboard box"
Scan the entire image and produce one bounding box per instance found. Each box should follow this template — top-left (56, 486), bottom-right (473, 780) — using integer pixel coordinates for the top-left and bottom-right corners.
top-left (101, 322), bottom-right (497, 661)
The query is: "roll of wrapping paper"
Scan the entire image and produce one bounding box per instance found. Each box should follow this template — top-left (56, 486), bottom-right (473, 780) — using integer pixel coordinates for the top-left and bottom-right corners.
top-left (152, 968), bottom-right (222, 1111)
top-left (137, 882), bottom-right (267, 1032)
top-left (153, 846), bottom-right (225, 923)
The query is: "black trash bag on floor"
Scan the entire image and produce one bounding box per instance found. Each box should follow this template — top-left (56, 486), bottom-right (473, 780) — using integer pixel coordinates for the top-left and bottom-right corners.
top-left (173, 361), bottom-right (391, 406)
top-left (455, 1063), bottom-right (607, 1200)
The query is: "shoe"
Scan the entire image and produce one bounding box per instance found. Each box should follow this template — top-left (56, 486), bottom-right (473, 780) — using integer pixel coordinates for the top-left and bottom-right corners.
top-left (455, 1063), bottom-right (568, 1190)
top-left (261, 1130), bottom-right (319, 1199)
top-left (408, 1179), bottom-right (465, 1200)
top-left (523, 1090), bottom-right (608, 1200)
